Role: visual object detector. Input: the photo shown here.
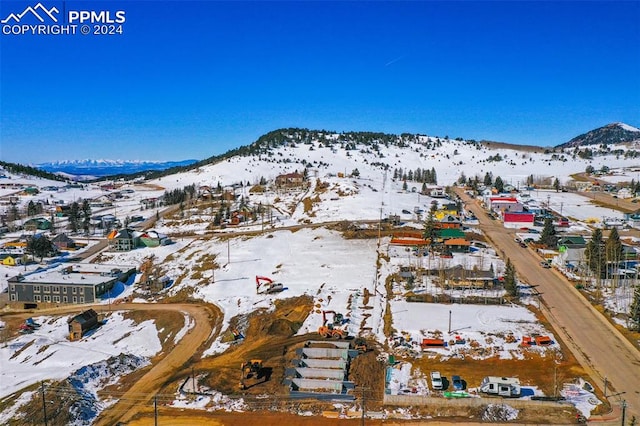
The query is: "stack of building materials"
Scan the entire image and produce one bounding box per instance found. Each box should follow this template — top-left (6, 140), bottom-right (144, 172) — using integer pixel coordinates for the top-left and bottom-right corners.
top-left (284, 340), bottom-right (359, 400)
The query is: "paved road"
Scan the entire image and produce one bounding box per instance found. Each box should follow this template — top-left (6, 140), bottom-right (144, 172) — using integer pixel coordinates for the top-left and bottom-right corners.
top-left (456, 188), bottom-right (640, 419)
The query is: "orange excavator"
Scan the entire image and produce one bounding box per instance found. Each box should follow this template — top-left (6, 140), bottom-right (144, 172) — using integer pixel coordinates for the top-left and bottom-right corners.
top-left (318, 310), bottom-right (349, 339)
top-left (255, 275), bottom-right (284, 294)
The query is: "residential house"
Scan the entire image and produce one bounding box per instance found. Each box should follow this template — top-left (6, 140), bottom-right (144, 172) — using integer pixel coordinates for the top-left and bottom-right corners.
top-left (55, 205), bottom-right (72, 217)
top-left (557, 236), bottom-right (587, 249)
top-left (444, 238), bottom-right (470, 253)
top-left (52, 233), bottom-right (76, 250)
top-left (425, 265), bottom-right (496, 289)
top-left (24, 217), bottom-right (52, 231)
top-left (438, 215), bottom-right (462, 229)
top-left (488, 197), bottom-right (523, 214)
top-left (437, 228), bottom-right (466, 241)
top-left (139, 230), bottom-right (170, 247)
top-left (0, 254), bottom-right (21, 266)
top-left (275, 172), bottom-right (305, 188)
top-left (140, 197), bottom-right (161, 209)
top-left (23, 187), bottom-right (39, 195)
top-left (625, 211), bottom-right (640, 230)
top-left (429, 187), bottom-right (447, 198)
top-left (107, 228), bottom-right (138, 251)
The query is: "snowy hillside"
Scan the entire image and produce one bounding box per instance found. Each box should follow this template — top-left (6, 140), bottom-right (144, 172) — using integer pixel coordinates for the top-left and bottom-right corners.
top-left (1, 126), bottom-right (636, 423)
top-left (557, 122), bottom-right (640, 149)
top-left (150, 128), bottom-right (639, 199)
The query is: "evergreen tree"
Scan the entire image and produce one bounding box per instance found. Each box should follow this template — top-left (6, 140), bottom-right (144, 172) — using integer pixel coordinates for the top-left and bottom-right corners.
top-left (553, 177), bottom-right (561, 192)
top-left (402, 181), bottom-right (408, 191)
top-left (68, 202), bottom-right (80, 233)
top-left (585, 229), bottom-right (606, 278)
top-left (27, 234), bottom-right (55, 262)
top-left (540, 217), bottom-right (558, 248)
top-left (431, 167), bottom-right (437, 184)
top-left (484, 172), bottom-right (493, 186)
top-left (504, 258), bottom-right (518, 297)
top-left (422, 202), bottom-right (439, 247)
top-left (49, 212), bottom-right (56, 235)
top-left (630, 285), bottom-right (640, 330)
top-left (81, 200), bottom-right (91, 235)
top-left (27, 200), bottom-right (37, 217)
top-left (526, 174), bottom-right (534, 186)
top-left (494, 176), bottom-right (504, 193)
top-left (605, 227), bottom-right (623, 273)
top-left (457, 172), bottom-right (467, 185)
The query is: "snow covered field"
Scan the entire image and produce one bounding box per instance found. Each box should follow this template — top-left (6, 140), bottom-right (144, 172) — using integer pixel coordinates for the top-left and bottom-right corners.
top-left (0, 311), bottom-right (161, 399)
top-left (1, 133), bottom-right (637, 422)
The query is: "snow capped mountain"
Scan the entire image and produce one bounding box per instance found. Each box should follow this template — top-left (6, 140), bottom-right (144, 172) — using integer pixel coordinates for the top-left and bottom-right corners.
top-left (35, 159), bottom-right (198, 178)
top-left (556, 122), bottom-right (640, 149)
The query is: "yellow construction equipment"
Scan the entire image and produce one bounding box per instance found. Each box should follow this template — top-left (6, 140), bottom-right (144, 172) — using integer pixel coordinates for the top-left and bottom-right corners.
top-left (239, 359), bottom-right (263, 390)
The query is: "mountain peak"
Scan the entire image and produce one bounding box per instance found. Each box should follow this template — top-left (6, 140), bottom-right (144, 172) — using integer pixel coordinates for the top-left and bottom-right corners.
top-left (613, 122), bottom-right (640, 133)
top-left (556, 122), bottom-right (640, 149)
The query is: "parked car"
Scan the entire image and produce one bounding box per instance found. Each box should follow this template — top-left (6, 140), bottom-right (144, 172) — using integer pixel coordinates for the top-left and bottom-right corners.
top-left (519, 242), bottom-right (527, 248)
top-left (451, 375), bottom-right (464, 390)
top-left (401, 209), bottom-right (411, 214)
top-left (541, 261), bottom-right (551, 269)
top-left (430, 371), bottom-right (443, 390)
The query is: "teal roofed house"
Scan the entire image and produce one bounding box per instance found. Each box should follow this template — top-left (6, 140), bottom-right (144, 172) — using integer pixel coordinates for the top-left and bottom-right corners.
top-left (557, 236), bottom-right (587, 248)
top-left (24, 217), bottom-right (52, 231)
top-left (437, 228), bottom-right (466, 240)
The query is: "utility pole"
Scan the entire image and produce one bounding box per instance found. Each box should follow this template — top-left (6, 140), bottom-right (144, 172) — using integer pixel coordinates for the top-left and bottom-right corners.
top-left (41, 381), bottom-right (48, 426)
top-left (621, 400), bottom-right (626, 426)
top-left (227, 239), bottom-right (230, 265)
top-left (448, 310), bottom-right (452, 333)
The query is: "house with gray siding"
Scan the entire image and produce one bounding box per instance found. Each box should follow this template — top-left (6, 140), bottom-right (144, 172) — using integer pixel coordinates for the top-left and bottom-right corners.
top-left (8, 264), bottom-right (136, 309)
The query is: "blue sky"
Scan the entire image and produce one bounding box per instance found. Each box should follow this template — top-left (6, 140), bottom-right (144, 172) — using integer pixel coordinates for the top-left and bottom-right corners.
top-left (1, 1), bottom-right (639, 164)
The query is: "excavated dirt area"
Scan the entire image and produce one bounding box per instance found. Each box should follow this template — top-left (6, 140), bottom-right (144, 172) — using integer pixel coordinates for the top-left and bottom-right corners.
top-left (121, 296), bottom-right (587, 425)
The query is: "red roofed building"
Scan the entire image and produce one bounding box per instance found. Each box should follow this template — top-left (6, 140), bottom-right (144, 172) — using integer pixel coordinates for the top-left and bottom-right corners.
top-left (502, 212), bottom-right (535, 229)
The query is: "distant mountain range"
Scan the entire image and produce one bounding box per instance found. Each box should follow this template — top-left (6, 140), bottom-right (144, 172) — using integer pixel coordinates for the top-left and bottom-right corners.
top-left (36, 159), bottom-right (198, 178)
top-left (555, 122), bottom-right (640, 149)
top-left (28, 122), bottom-right (639, 180)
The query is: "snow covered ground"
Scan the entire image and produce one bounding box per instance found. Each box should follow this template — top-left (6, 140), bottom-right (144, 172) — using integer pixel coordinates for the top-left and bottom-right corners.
top-left (0, 311), bottom-right (161, 399)
top-left (1, 134), bottom-right (637, 422)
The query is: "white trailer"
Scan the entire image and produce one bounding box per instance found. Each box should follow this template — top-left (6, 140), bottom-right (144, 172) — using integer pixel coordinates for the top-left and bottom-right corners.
top-left (480, 376), bottom-right (521, 397)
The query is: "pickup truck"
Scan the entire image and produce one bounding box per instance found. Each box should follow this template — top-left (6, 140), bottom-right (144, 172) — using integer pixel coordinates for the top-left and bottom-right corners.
top-left (430, 371), bottom-right (443, 390)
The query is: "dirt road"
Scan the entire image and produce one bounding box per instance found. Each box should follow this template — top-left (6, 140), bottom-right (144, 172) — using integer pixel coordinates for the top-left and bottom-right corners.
top-left (91, 302), bottom-right (218, 425)
top-left (456, 188), bottom-right (640, 419)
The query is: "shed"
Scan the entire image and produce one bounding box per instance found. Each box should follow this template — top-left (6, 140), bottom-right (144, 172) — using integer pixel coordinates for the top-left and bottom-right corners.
top-left (68, 309), bottom-right (99, 341)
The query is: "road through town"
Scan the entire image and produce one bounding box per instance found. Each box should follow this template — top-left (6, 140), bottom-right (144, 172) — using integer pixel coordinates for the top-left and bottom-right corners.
top-left (456, 188), bottom-right (640, 420)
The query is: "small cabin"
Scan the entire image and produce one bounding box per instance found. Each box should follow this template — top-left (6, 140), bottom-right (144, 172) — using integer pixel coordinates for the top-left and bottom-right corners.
top-left (68, 309), bottom-right (99, 341)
